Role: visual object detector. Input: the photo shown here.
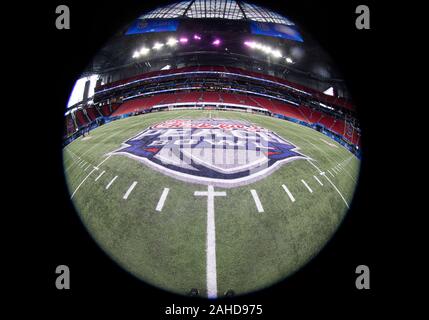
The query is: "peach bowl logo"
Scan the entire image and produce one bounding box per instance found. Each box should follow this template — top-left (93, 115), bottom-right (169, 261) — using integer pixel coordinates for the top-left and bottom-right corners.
top-left (110, 119), bottom-right (308, 188)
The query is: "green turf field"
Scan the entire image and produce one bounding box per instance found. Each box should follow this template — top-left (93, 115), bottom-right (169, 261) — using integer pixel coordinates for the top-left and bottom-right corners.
top-left (63, 109), bottom-right (360, 297)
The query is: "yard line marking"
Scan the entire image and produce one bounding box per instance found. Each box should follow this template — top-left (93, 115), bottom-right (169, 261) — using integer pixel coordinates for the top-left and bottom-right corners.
top-left (328, 170), bottom-right (335, 177)
top-left (194, 185), bottom-right (226, 299)
top-left (307, 159), bottom-right (349, 208)
top-left (94, 170), bottom-right (106, 181)
top-left (332, 167), bottom-right (338, 174)
top-left (301, 179), bottom-right (313, 193)
top-left (65, 148), bottom-right (81, 164)
top-left (97, 154), bottom-right (112, 167)
top-left (123, 181), bottom-right (138, 199)
top-left (322, 175), bottom-right (349, 208)
top-left (70, 168), bottom-right (97, 199)
top-left (282, 184), bottom-right (296, 202)
top-left (78, 120), bottom-right (150, 158)
top-left (250, 189), bottom-right (264, 213)
top-left (106, 175), bottom-right (118, 189)
top-left (84, 163), bottom-right (92, 171)
top-left (65, 154), bottom-right (82, 172)
top-left (70, 155), bottom-right (112, 199)
top-left (294, 133), bottom-right (357, 183)
top-left (313, 175), bottom-right (324, 186)
top-left (156, 188), bottom-right (170, 212)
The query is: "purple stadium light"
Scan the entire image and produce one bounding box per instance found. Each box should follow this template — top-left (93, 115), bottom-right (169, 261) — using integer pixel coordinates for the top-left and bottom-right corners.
top-left (244, 41), bottom-right (255, 48)
top-left (193, 34), bottom-right (201, 40)
top-left (179, 37), bottom-right (189, 44)
top-left (212, 38), bottom-right (221, 46)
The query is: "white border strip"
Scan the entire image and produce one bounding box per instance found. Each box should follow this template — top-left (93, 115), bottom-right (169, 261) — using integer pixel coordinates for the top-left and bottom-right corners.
top-left (313, 175), bottom-right (323, 186)
top-left (106, 175), bottom-right (118, 189)
top-left (123, 181), bottom-right (138, 200)
top-left (282, 184), bottom-right (296, 202)
top-left (301, 179), bottom-right (313, 193)
top-left (95, 170), bottom-right (106, 181)
top-left (250, 189), bottom-right (264, 213)
top-left (155, 188), bottom-right (170, 212)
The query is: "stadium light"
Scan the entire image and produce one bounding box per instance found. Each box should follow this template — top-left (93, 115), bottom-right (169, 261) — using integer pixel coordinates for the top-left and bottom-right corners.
top-left (261, 45), bottom-right (272, 54)
top-left (132, 47), bottom-right (150, 59)
top-left (179, 37), bottom-right (189, 44)
top-left (153, 42), bottom-right (164, 50)
top-left (244, 40), bottom-right (283, 58)
top-left (286, 57), bottom-right (293, 63)
top-left (271, 49), bottom-right (283, 58)
top-left (166, 38), bottom-right (179, 46)
top-left (193, 34), bottom-right (201, 40)
top-left (319, 102), bottom-right (334, 110)
top-left (212, 38), bottom-right (221, 46)
top-left (244, 41), bottom-right (256, 48)
top-left (140, 47), bottom-right (150, 55)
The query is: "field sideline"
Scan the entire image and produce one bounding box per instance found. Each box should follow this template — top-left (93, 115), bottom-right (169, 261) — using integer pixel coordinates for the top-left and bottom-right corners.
top-left (63, 109), bottom-right (360, 297)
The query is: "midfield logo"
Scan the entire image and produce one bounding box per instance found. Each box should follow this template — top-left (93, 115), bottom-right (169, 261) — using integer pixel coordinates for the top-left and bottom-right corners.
top-left (110, 119), bottom-right (308, 187)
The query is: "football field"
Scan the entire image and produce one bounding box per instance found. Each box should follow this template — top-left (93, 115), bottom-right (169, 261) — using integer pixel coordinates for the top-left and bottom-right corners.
top-left (63, 109), bottom-right (360, 297)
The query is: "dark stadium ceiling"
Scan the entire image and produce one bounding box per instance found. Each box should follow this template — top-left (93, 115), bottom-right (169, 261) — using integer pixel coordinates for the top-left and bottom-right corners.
top-left (140, 0), bottom-right (294, 25)
top-left (83, 0), bottom-right (346, 90)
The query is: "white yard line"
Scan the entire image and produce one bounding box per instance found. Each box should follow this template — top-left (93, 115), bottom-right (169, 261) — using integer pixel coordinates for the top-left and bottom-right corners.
top-left (250, 189), bottom-right (264, 213)
top-left (307, 160), bottom-right (350, 208)
top-left (301, 179), bottom-right (313, 193)
top-left (106, 175), bottom-right (118, 189)
top-left (313, 175), bottom-right (324, 186)
top-left (328, 170), bottom-right (335, 177)
top-left (78, 121), bottom-right (145, 158)
top-left (123, 181), bottom-right (138, 200)
top-left (155, 188), bottom-right (170, 212)
top-left (65, 148), bottom-right (77, 161)
top-left (94, 170), bottom-right (106, 181)
top-left (293, 133), bottom-right (358, 183)
top-left (63, 149), bottom-right (81, 172)
top-left (70, 168), bottom-right (97, 199)
top-left (322, 174), bottom-right (350, 208)
top-left (281, 184), bottom-right (295, 202)
top-left (70, 155), bottom-right (112, 199)
top-left (194, 185), bottom-right (226, 299)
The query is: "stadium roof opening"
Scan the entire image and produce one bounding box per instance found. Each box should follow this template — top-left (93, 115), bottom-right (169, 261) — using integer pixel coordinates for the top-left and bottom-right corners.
top-left (139, 0), bottom-right (295, 25)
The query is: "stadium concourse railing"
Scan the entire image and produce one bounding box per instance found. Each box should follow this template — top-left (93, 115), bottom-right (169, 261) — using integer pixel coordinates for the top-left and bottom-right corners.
top-left (94, 65), bottom-right (354, 112)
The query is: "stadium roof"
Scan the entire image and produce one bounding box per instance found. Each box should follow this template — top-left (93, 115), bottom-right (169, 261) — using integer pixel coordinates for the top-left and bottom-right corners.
top-left (140, 0), bottom-right (295, 25)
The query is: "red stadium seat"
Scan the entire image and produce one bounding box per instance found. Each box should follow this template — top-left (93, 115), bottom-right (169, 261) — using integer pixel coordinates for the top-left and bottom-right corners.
top-left (75, 110), bottom-right (88, 126)
top-left (330, 119), bottom-right (346, 136)
top-left (203, 92), bottom-right (221, 103)
top-left (318, 115), bottom-right (333, 129)
top-left (105, 91), bottom-right (358, 146)
top-left (86, 107), bottom-right (98, 121)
